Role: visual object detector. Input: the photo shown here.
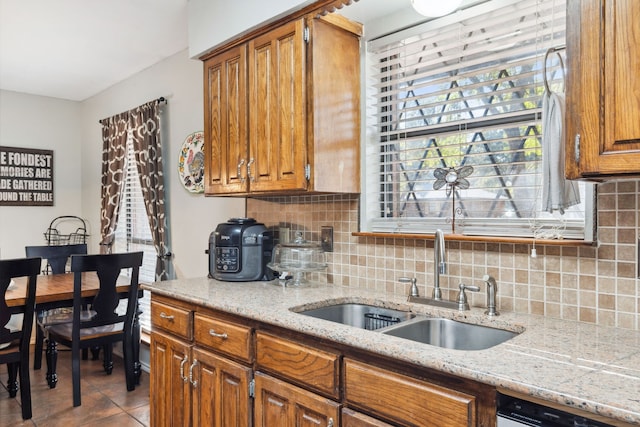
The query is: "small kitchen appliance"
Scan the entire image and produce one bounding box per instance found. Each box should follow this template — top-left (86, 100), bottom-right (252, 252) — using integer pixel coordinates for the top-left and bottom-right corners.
top-left (209, 218), bottom-right (275, 281)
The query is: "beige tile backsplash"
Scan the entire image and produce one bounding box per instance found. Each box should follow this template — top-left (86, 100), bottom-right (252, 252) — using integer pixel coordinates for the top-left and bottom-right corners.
top-left (247, 181), bottom-right (639, 330)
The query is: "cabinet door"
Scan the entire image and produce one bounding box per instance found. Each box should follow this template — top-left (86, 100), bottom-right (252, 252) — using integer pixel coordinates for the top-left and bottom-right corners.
top-left (254, 371), bottom-right (340, 427)
top-left (191, 347), bottom-right (252, 427)
top-left (342, 408), bottom-right (396, 427)
top-left (204, 44), bottom-right (249, 194)
top-left (150, 331), bottom-right (192, 427)
top-left (248, 18), bottom-right (308, 193)
top-left (566, 0), bottom-right (640, 178)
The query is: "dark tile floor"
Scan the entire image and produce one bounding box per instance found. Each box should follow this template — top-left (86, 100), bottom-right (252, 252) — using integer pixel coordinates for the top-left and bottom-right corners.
top-left (0, 347), bottom-right (149, 426)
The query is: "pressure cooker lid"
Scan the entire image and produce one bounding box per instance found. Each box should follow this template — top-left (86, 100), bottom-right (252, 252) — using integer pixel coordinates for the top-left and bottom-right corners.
top-left (226, 217), bottom-right (257, 225)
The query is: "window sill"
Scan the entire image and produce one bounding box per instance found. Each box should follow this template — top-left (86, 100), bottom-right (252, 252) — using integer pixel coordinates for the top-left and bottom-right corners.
top-left (352, 232), bottom-right (595, 247)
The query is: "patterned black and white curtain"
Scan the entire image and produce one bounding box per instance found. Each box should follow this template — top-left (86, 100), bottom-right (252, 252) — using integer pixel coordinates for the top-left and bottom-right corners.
top-left (99, 99), bottom-right (173, 280)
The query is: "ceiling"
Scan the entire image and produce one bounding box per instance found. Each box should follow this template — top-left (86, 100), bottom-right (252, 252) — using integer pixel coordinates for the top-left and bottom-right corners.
top-left (0, 0), bottom-right (189, 101)
top-left (0, 0), bottom-right (453, 102)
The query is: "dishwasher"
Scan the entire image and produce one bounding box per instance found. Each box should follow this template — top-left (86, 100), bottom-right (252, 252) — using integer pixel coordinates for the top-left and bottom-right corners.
top-left (497, 393), bottom-right (614, 427)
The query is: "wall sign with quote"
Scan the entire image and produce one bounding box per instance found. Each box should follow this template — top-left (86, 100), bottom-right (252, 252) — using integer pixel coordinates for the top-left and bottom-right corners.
top-left (0, 146), bottom-right (54, 206)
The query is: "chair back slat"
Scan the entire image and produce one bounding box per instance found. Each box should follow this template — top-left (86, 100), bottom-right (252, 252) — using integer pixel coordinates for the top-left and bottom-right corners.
top-left (0, 257), bottom-right (41, 350)
top-left (25, 244), bottom-right (88, 274)
top-left (70, 252), bottom-right (143, 331)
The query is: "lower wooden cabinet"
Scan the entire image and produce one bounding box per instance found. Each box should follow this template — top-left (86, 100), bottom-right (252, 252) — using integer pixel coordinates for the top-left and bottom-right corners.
top-left (253, 371), bottom-right (340, 427)
top-left (344, 358), bottom-right (476, 427)
top-left (191, 347), bottom-right (252, 427)
top-left (342, 408), bottom-right (397, 427)
top-left (150, 293), bottom-right (497, 427)
top-left (150, 331), bottom-right (192, 427)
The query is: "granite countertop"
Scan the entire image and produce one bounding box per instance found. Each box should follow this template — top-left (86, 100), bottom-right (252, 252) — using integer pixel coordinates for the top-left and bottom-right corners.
top-left (142, 277), bottom-right (640, 425)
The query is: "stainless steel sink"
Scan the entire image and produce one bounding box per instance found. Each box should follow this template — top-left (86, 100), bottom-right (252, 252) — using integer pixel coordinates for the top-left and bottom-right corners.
top-left (381, 317), bottom-right (519, 350)
top-left (296, 303), bottom-right (415, 330)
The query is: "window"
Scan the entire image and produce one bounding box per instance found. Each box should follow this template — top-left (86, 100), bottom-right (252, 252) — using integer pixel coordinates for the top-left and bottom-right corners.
top-left (114, 132), bottom-right (156, 332)
top-left (361, 0), bottom-right (593, 240)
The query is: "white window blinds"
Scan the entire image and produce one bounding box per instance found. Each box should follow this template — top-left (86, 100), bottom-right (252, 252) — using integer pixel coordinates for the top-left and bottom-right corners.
top-left (114, 133), bottom-right (156, 332)
top-left (362, 0), bottom-right (593, 240)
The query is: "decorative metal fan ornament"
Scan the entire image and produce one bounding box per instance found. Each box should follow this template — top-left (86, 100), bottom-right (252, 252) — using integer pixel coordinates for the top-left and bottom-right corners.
top-left (433, 165), bottom-right (474, 196)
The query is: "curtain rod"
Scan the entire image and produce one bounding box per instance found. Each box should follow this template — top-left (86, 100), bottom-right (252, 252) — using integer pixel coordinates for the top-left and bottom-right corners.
top-left (98, 96), bottom-right (167, 124)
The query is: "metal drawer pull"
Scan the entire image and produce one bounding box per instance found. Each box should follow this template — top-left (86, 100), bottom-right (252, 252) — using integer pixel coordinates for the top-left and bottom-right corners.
top-left (237, 159), bottom-right (246, 183)
top-left (159, 312), bottom-right (174, 320)
top-left (327, 418), bottom-right (334, 427)
top-left (179, 355), bottom-right (189, 383)
top-left (209, 329), bottom-right (228, 339)
top-left (267, 397), bottom-right (284, 407)
top-left (247, 158), bottom-right (255, 182)
top-left (189, 359), bottom-right (199, 388)
top-left (302, 414), bottom-right (321, 425)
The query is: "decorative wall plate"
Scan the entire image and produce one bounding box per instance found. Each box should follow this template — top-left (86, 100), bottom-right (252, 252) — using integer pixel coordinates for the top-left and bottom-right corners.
top-left (178, 131), bottom-right (205, 193)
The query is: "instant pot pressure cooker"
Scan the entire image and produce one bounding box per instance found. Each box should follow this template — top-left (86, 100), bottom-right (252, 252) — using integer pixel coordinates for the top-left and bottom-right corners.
top-left (209, 218), bottom-right (275, 281)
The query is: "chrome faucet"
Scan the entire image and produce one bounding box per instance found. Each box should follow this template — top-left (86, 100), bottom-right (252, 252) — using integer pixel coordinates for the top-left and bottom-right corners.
top-left (433, 229), bottom-right (446, 300)
top-left (483, 274), bottom-right (499, 316)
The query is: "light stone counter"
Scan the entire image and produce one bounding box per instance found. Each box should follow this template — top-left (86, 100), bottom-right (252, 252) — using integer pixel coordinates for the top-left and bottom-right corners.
top-left (142, 277), bottom-right (640, 425)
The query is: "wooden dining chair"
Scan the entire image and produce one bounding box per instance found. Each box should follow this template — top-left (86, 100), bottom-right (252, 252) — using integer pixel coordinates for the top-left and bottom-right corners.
top-left (25, 243), bottom-right (88, 370)
top-left (0, 257), bottom-right (41, 420)
top-left (44, 251), bottom-right (144, 407)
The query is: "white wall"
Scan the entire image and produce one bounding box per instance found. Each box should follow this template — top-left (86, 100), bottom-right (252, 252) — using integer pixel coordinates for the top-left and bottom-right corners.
top-left (0, 90), bottom-right (83, 259)
top-left (80, 49), bottom-right (244, 278)
top-left (188, 0), bottom-right (314, 57)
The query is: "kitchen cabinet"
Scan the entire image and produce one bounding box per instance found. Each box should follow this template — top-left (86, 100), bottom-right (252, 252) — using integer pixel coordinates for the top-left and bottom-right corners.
top-left (565, 0), bottom-right (640, 179)
top-left (203, 14), bottom-right (361, 196)
top-left (149, 296), bottom-right (252, 427)
top-left (342, 408), bottom-right (396, 427)
top-left (344, 359), bottom-right (476, 427)
top-left (255, 331), bottom-right (340, 399)
top-left (203, 45), bottom-right (248, 194)
top-left (149, 293), bottom-right (497, 427)
top-left (150, 330), bottom-right (192, 426)
top-left (253, 371), bottom-right (340, 427)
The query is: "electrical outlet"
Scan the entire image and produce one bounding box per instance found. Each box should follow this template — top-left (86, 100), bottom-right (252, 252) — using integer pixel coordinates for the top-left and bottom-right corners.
top-left (321, 226), bottom-right (333, 252)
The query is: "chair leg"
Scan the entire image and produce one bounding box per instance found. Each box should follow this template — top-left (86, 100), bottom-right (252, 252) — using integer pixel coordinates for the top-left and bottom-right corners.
top-left (122, 334), bottom-right (136, 391)
top-left (72, 346), bottom-right (81, 407)
top-left (45, 339), bottom-right (58, 388)
top-left (34, 325), bottom-right (44, 370)
top-left (6, 362), bottom-right (18, 398)
top-left (18, 362), bottom-right (32, 420)
top-left (103, 344), bottom-right (113, 375)
top-left (90, 346), bottom-right (101, 360)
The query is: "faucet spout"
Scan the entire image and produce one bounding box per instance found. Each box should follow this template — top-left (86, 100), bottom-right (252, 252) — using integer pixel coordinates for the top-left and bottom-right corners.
top-left (483, 274), bottom-right (499, 316)
top-left (433, 229), bottom-right (446, 300)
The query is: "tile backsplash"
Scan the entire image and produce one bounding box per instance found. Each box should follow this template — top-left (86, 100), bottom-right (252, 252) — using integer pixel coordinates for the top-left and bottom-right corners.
top-left (247, 180), bottom-right (639, 330)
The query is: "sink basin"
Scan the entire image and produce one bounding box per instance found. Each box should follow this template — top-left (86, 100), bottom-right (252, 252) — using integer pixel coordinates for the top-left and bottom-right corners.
top-left (296, 303), bottom-right (415, 330)
top-left (381, 317), bottom-right (520, 350)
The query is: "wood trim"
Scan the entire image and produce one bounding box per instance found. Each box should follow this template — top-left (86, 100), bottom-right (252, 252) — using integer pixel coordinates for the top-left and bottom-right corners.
top-left (352, 232), bottom-right (595, 247)
top-left (198, 0), bottom-right (360, 60)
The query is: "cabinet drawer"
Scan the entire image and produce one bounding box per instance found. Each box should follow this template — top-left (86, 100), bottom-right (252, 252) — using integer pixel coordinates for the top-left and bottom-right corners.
top-left (344, 359), bottom-right (476, 427)
top-left (150, 300), bottom-right (193, 340)
top-left (255, 331), bottom-right (340, 399)
top-left (194, 313), bottom-right (252, 363)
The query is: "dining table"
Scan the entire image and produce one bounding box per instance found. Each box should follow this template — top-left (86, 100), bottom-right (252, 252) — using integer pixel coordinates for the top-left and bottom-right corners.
top-left (6, 272), bottom-right (143, 387)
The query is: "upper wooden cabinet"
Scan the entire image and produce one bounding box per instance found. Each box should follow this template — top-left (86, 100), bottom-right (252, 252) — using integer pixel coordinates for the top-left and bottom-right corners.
top-left (565, 0), bottom-right (640, 179)
top-left (203, 14), bottom-right (362, 196)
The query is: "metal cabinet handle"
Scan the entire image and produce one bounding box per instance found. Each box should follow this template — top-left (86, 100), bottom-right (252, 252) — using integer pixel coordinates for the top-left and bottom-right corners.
top-left (189, 359), bottom-right (199, 388)
top-left (179, 355), bottom-right (189, 383)
top-left (327, 418), bottom-right (334, 427)
top-left (247, 158), bottom-right (255, 182)
top-left (159, 312), bottom-right (174, 320)
top-left (209, 329), bottom-right (228, 339)
top-left (237, 159), bottom-right (246, 183)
